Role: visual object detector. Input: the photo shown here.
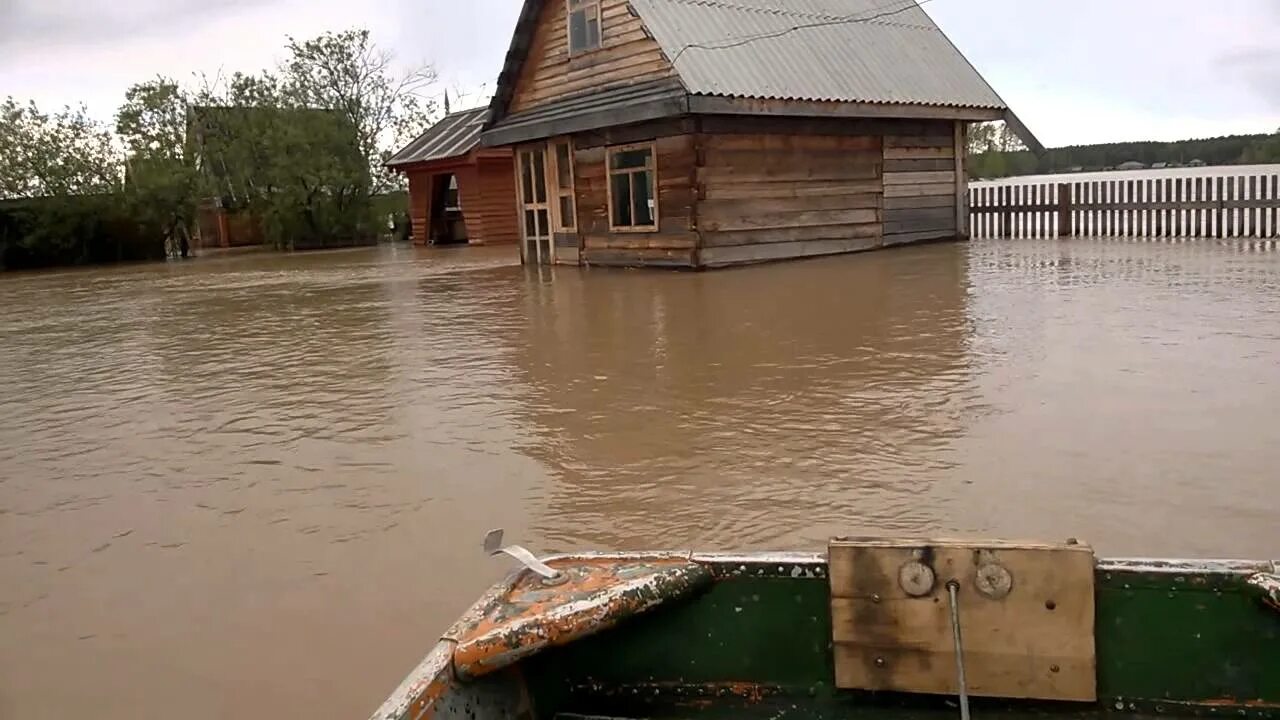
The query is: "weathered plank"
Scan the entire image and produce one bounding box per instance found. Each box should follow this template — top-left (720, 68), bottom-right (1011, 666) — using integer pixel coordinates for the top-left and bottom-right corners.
top-left (702, 207), bottom-right (878, 233)
top-left (700, 235), bottom-right (881, 266)
top-left (700, 193), bottom-right (881, 219)
top-left (884, 146), bottom-right (954, 161)
top-left (883, 170), bottom-right (956, 186)
top-left (882, 228), bottom-right (954, 246)
top-left (703, 134), bottom-right (880, 152)
top-left (699, 162), bottom-right (879, 185)
top-left (884, 205), bottom-right (954, 232)
top-left (583, 247), bottom-right (696, 267)
top-left (702, 222), bottom-right (880, 247)
top-left (884, 182), bottom-right (954, 198)
top-left (582, 232), bottom-right (698, 249)
top-left (830, 539), bottom-right (1096, 701)
top-left (885, 195), bottom-right (955, 211)
top-left (885, 134), bottom-right (952, 148)
top-left (885, 157), bottom-right (955, 173)
top-left (508, 0), bottom-right (674, 114)
top-left (701, 179), bottom-right (882, 201)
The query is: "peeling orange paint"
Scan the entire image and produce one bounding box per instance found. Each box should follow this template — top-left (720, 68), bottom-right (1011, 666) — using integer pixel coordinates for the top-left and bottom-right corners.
top-left (448, 558), bottom-right (712, 679)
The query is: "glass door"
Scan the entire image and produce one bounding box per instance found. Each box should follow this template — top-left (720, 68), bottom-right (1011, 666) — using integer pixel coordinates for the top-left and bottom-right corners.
top-left (517, 147), bottom-right (552, 265)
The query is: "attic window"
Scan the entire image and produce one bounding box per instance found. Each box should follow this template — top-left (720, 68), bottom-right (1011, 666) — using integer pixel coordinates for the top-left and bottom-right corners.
top-left (568, 0), bottom-right (602, 54)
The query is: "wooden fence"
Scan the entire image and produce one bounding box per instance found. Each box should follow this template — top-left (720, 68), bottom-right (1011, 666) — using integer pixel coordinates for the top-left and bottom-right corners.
top-left (968, 171), bottom-right (1280, 240)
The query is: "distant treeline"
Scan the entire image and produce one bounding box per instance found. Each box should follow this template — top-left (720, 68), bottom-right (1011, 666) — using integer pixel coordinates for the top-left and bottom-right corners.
top-left (969, 132), bottom-right (1280, 179)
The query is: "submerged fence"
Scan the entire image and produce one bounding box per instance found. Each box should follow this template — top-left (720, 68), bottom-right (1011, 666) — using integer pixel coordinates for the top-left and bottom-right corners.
top-left (969, 170), bottom-right (1280, 240)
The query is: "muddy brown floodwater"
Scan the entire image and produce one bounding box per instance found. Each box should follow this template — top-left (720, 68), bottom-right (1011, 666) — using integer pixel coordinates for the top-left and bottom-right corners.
top-left (1, 238), bottom-right (1278, 719)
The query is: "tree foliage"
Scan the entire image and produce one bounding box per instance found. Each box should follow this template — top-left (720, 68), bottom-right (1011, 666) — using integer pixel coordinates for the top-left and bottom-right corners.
top-left (0, 99), bottom-right (155, 268)
top-left (3, 27), bottom-right (435, 267)
top-left (281, 29), bottom-right (437, 193)
top-left (117, 78), bottom-right (202, 256)
top-left (0, 99), bottom-right (121, 199)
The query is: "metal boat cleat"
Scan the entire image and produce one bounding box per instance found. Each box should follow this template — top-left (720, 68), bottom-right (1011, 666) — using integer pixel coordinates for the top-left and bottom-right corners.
top-left (483, 529), bottom-right (566, 584)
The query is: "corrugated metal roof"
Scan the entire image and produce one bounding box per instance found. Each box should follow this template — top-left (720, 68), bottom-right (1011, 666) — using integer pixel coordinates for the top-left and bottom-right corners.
top-left (386, 107), bottom-right (486, 168)
top-left (630, 0), bottom-right (1006, 109)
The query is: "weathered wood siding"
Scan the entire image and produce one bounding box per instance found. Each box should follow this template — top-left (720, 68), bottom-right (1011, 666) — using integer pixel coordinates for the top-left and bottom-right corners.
top-left (407, 172), bottom-right (432, 246)
top-left (466, 156), bottom-right (521, 245)
top-left (404, 154), bottom-right (519, 247)
top-left (574, 132), bottom-right (698, 267)
top-left (883, 124), bottom-right (958, 247)
top-left (695, 133), bottom-right (884, 267)
top-left (509, 0), bottom-right (675, 114)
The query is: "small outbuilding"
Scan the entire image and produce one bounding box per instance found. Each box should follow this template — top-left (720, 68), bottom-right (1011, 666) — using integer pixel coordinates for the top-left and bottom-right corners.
top-left (386, 107), bottom-right (520, 247)
top-left (480, 0), bottom-right (1042, 268)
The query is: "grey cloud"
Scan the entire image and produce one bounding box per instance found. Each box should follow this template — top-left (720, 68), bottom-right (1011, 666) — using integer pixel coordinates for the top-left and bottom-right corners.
top-left (1218, 47), bottom-right (1280, 109)
top-left (0, 0), bottom-right (271, 47)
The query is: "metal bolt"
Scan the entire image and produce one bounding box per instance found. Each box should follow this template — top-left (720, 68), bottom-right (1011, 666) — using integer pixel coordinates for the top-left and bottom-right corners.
top-left (1066, 538), bottom-right (1079, 545)
top-left (872, 593), bottom-right (881, 604)
top-left (875, 657), bottom-right (886, 668)
top-left (1050, 665), bottom-right (1060, 673)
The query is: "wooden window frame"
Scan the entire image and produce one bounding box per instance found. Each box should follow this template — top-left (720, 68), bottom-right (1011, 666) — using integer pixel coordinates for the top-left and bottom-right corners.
top-left (566, 0), bottom-right (603, 56)
top-left (550, 139), bottom-right (577, 233)
top-left (606, 142), bottom-right (659, 233)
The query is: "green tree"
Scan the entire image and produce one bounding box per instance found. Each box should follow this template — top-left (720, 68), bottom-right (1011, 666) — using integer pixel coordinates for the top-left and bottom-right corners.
top-left (281, 29), bottom-right (437, 193)
top-left (0, 98), bottom-right (147, 268)
top-left (0, 98), bottom-right (121, 200)
top-left (116, 78), bottom-right (202, 257)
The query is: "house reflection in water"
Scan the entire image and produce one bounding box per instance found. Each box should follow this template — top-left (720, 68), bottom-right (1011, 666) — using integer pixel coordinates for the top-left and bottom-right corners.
top-left (503, 247), bottom-right (975, 549)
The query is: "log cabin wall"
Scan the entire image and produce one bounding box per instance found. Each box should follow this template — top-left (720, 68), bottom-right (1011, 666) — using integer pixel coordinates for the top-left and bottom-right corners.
top-left (695, 130), bottom-right (885, 268)
top-left (509, 0), bottom-right (675, 115)
top-left (553, 117), bottom-right (972, 268)
top-left (572, 122), bottom-right (699, 267)
top-left (882, 121), bottom-right (960, 246)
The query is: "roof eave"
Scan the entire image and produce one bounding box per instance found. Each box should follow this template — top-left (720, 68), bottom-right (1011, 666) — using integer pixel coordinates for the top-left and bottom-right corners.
top-left (1002, 109), bottom-right (1045, 156)
top-left (687, 94), bottom-right (1005, 122)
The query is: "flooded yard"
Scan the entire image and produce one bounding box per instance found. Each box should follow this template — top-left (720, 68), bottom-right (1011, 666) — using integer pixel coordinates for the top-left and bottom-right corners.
top-left (1, 238), bottom-right (1278, 718)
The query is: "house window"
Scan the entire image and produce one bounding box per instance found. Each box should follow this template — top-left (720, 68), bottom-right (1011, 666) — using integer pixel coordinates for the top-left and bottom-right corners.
top-left (607, 144), bottom-right (657, 231)
top-left (552, 141), bottom-right (576, 231)
top-left (568, 0), bottom-right (601, 54)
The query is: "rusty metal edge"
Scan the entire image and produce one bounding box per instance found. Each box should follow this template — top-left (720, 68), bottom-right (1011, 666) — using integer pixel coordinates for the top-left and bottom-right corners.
top-left (454, 562), bottom-right (714, 679)
top-left (369, 640), bottom-right (457, 720)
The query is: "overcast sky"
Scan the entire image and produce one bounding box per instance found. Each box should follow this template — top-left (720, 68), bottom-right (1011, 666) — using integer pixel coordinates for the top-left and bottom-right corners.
top-left (1, 0), bottom-right (1277, 148)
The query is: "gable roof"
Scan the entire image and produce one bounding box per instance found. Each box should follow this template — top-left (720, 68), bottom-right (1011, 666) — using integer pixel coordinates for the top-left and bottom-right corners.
top-left (633, 0), bottom-right (1004, 109)
top-left (484, 0), bottom-right (1040, 151)
top-left (386, 107), bottom-right (486, 169)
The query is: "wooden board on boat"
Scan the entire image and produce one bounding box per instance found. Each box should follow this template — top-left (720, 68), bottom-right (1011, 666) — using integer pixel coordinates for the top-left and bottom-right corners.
top-left (829, 538), bottom-right (1097, 702)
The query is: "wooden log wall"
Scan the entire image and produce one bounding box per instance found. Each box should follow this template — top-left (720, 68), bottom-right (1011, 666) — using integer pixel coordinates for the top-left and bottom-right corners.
top-left (695, 133), bottom-right (884, 267)
top-left (469, 157), bottom-right (521, 246)
top-left (574, 133), bottom-right (699, 267)
top-left (882, 133), bottom-right (957, 247)
top-left (969, 171), bottom-right (1280, 240)
top-left (509, 0), bottom-right (674, 114)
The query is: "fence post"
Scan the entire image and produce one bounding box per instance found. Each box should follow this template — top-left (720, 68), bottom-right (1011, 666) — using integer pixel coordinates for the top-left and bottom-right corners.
top-left (1057, 183), bottom-right (1072, 237)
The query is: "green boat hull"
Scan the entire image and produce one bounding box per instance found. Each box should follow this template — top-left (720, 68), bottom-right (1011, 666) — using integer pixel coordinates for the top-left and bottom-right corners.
top-left (371, 552), bottom-right (1280, 720)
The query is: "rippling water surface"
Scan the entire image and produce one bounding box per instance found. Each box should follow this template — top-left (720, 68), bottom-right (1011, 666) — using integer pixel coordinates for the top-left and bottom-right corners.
top-left (2, 239), bottom-right (1278, 718)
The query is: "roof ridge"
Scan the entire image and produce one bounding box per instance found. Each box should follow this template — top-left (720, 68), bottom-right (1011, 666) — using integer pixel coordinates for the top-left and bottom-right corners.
top-left (647, 0), bottom-right (939, 31)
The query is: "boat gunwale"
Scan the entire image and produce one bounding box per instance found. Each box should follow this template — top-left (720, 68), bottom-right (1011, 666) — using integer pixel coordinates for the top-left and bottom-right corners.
top-left (370, 551), bottom-right (1279, 720)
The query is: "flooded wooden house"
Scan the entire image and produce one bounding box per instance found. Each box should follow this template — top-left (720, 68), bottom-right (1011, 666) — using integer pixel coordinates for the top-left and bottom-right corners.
top-left (481, 0), bottom-right (1041, 268)
top-left (386, 108), bottom-right (520, 247)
